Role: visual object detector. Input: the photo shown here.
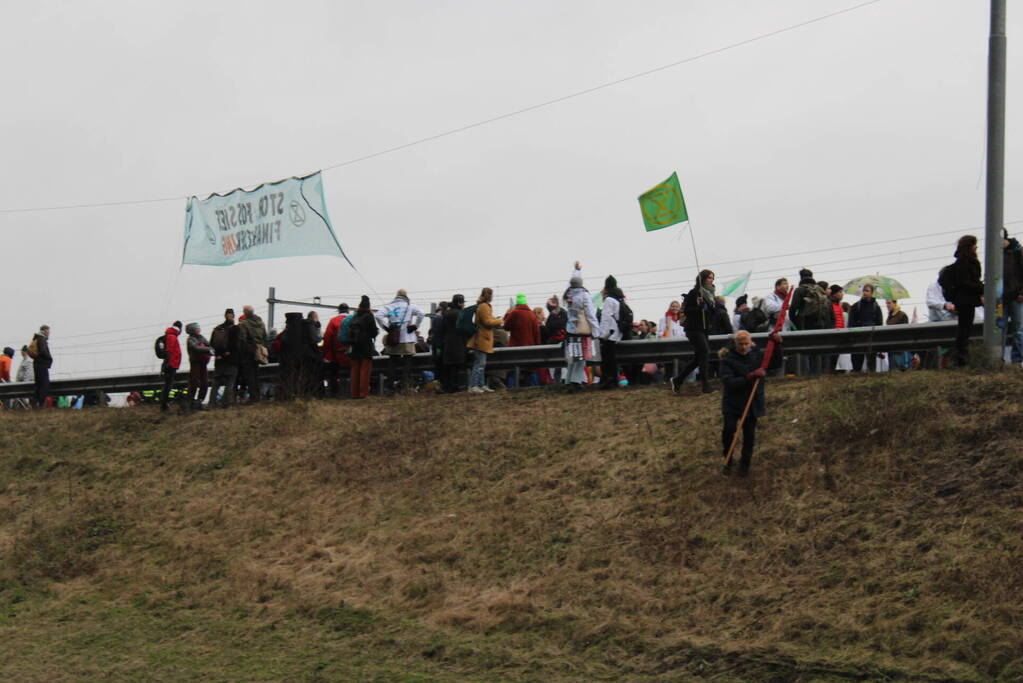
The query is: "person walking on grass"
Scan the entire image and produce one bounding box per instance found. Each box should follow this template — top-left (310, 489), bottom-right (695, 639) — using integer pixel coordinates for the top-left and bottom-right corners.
top-left (349, 296), bottom-right (378, 399)
top-left (563, 262), bottom-right (600, 392)
top-left (672, 270), bottom-right (716, 395)
top-left (466, 287), bottom-right (503, 394)
top-left (720, 329), bottom-right (784, 477)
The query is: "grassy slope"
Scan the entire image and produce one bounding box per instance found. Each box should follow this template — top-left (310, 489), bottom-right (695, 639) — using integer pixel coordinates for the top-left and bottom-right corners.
top-left (1, 370), bottom-right (1021, 681)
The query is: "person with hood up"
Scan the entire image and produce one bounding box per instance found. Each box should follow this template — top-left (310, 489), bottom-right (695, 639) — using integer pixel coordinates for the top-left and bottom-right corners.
top-left (237, 305), bottom-right (268, 402)
top-left (185, 322), bottom-right (213, 411)
top-left (952, 235), bottom-right (984, 366)
top-left (374, 289), bottom-right (425, 394)
top-left (466, 287), bottom-right (504, 393)
top-left (1003, 229), bottom-right (1023, 364)
top-left (504, 293), bottom-right (542, 387)
top-left (672, 270), bottom-right (717, 394)
top-left (159, 321), bottom-right (183, 413)
top-left (562, 262), bottom-right (600, 391)
top-left (210, 309), bottom-right (240, 408)
top-left (322, 303), bottom-right (352, 397)
top-left (597, 275), bottom-right (627, 390)
top-left (440, 294), bottom-right (468, 393)
top-left (719, 330), bottom-right (784, 477)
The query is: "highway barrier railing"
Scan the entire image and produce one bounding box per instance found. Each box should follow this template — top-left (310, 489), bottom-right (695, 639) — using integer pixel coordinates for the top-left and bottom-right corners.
top-left (0, 321), bottom-right (980, 401)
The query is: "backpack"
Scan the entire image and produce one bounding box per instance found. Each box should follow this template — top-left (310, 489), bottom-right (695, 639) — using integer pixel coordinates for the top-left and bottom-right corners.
top-left (154, 335), bottom-right (167, 360)
top-left (797, 285), bottom-right (830, 329)
top-left (457, 304), bottom-right (479, 336)
top-left (26, 337), bottom-right (39, 359)
top-left (740, 306), bottom-right (769, 333)
top-left (616, 300), bottom-right (634, 337)
top-left (338, 314), bottom-right (354, 344)
top-left (938, 263), bottom-right (957, 302)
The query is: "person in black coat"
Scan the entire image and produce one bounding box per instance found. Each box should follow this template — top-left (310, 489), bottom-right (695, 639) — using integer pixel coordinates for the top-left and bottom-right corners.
top-left (848, 283), bottom-right (884, 372)
top-left (952, 234), bottom-right (984, 366)
top-left (440, 294), bottom-right (468, 392)
top-left (672, 269), bottom-right (717, 394)
top-left (349, 296), bottom-right (379, 399)
top-left (720, 330), bottom-right (784, 476)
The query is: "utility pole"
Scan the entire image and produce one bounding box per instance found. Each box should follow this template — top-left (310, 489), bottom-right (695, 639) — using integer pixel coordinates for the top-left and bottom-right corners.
top-left (983, 0), bottom-right (1007, 363)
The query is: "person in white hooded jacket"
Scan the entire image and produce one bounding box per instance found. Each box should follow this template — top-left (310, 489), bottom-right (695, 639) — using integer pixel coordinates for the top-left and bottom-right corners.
top-left (374, 289), bottom-right (425, 393)
top-left (598, 274), bottom-right (626, 390)
top-left (563, 262), bottom-right (600, 391)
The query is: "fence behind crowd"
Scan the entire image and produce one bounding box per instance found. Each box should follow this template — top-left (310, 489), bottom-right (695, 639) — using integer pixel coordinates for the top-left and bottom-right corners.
top-left (0, 321), bottom-right (981, 403)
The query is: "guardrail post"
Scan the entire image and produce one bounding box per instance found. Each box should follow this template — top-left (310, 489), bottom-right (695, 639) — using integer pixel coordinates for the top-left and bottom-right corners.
top-left (514, 367), bottom-right (520, 388)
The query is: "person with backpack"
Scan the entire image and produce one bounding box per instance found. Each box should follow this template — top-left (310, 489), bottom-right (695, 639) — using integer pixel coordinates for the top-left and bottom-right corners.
top-left (348, 296), bottom-right (378, 399)
top-left (597, 276), bottom-right (630, 390)
top-left (209, 309), bottom-right (240, 408)
top-left (1002, 229), bottom-right (1023, 364)
top-left (374, 290), bottom-right (425, 394)
top-left (237, 305), bottom-right (268, 403)
top-left (157, 321), bottom-right (183, 412)
top-left (789, 268), bottom-right (833, 376)
top-left (439, 294), bottom-right (468, 392)
top-left (951, 235), bottom-right (984, 366)
top-left (848, 283), bottom-right (884, 372)
top-left (27, 325), bottom-right (53, 408)
top-left (185, 322), bottom-right (213, 411)
top-left (321, 303), bottom-right (351, 398)
top-left (466, 287), bottom-right (503, 394)
top-left (563, 263), bottom-right (600, 391)
top-left (671, 269), bottom-right (717, 394)
top-left (739, 296), bottom-right (770, 334)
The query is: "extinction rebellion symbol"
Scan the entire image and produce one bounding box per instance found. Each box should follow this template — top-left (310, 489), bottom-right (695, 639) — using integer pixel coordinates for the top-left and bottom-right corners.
top-left (289, 200), bottom-right (306, 227)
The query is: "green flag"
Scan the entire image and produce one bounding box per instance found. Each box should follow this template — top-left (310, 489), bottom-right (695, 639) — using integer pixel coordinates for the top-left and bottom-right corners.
top-left (638, 172), bottom-right (688, 232)
top-left (719, 270), bottom-right (752, 298)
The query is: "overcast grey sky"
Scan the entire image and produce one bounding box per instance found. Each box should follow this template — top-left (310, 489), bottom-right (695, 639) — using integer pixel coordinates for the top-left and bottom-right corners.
top-left (1, 0), bottom-right (1019, 378)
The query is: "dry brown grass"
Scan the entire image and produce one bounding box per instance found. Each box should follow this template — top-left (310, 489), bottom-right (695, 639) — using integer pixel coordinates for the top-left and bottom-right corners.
top-left (1, 369), bottom-right (1022, 680)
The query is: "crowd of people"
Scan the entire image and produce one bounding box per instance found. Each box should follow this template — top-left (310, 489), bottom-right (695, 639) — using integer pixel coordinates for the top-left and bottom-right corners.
top-left (3, 233), bottom-right (1021, 429)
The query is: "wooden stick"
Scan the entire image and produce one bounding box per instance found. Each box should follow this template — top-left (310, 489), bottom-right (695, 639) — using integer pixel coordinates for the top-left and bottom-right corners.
top-left (724, 376), bottom-right (760, 466)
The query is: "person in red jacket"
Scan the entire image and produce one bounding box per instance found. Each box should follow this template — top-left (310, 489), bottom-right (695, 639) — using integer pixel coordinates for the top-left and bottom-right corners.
top-left (503, 293), bottom-right (542, 387)
top-left (160, 321), bottom-right (183, 413)
top-left (322, 303), bottom-right (351, 397)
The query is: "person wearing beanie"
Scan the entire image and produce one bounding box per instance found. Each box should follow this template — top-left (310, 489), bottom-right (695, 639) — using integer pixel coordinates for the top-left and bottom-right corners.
top-left (562, 261), bottom-right (599, 391)
top-left (374, 289), bottom-right (425, 394)
top-left (322, 302), bottom-right (353, 398)
top-left (349, 295), bottom-right (379, 399)
top-left (500, 293), bottom-right (542, 387)
top-left (159, 321), bottom-right (183, 412)
top-left (210, 308), bottom-right (241, 408)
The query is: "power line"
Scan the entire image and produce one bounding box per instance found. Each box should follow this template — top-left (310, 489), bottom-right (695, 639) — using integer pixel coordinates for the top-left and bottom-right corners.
top-left (0, 0), bottom-right (884, 215)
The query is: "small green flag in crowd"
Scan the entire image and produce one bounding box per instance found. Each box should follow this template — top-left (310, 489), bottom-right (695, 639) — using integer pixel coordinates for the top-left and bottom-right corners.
top-left (638, 172), bottom-right (688, 232)
top-left (719, 270), bottom-right (752, 298)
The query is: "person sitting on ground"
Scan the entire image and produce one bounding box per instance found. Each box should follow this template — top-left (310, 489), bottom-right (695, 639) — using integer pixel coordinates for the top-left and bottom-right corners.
top-left (719, 329), bottom-right (784, 477)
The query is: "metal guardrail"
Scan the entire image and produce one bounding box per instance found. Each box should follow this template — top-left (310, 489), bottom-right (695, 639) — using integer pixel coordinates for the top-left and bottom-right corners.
top-left (0, 321), bottom-right (980, 400)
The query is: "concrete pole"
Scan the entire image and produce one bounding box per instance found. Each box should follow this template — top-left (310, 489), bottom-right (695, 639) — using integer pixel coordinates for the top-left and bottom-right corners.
top-left (983, 0), bottom-right (1007, 362)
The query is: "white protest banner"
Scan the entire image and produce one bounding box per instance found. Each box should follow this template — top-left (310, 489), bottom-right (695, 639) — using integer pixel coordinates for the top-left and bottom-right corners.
top-left (182, 171), bottom-right (352, 267)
